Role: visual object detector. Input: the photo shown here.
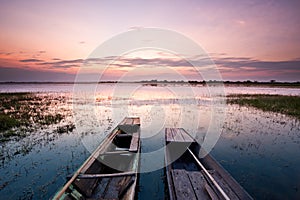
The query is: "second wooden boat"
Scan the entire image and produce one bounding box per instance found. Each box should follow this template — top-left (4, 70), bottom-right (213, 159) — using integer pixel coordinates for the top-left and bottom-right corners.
top-left (165, 128), bottom-right (252, 200)
top-left (53, 117), bottom-right (141, 200)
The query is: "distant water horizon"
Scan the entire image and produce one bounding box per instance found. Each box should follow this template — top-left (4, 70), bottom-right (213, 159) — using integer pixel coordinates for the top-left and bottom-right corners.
top-left (0, 82), bottom-right (300, 96)
top-left (0, 80), bottom-right (299, 84)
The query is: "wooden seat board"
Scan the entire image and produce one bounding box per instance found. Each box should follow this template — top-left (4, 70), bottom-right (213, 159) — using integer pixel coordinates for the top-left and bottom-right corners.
top-left (166, 128), bottom-right (174, 142)
top-left (179, 128), bottom-right (195, 143)
top-left (171, 169), bottom-right (197, 200)
top-left (125, 118), bottom-right (133, 125)
top-left (129, 132), bottom-right (139, 152)
top-left (133, 118), bottom-right (140, 125)
top-left (172, 128), bottom-right (184, 142)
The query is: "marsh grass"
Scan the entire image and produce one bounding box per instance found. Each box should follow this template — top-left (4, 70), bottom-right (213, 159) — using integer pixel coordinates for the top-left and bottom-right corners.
top-left (227, 94), bottom-right (300, 119)
top-left (0, 114), bottom-right (20, 131)
top-left (0, 93), bottom-right (68, 141)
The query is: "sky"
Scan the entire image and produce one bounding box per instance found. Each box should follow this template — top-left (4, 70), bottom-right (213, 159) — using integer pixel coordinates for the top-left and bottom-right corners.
top-left (0, 0), bottom-right (299, 82)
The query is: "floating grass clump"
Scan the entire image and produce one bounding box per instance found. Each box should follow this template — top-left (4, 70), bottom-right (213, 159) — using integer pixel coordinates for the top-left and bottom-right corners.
top-left (227, 94), bottom-right (300, 119)
top-left (56, 123), bottom-right (76, 134)
top-left (39, 114), bottom-right (64, 125)
top-left (0, 114), bottom-right (20, 131)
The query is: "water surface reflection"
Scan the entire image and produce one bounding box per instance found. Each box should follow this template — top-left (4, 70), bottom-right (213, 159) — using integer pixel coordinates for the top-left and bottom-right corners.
top-left (0, 84), bottom-right (299, 199)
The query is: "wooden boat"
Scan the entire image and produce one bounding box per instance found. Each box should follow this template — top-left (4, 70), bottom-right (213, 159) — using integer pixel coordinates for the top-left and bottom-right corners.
top-left (165, 128), bottom-right (252, 200)
top-left (53, 117), bottom-right (141, 200)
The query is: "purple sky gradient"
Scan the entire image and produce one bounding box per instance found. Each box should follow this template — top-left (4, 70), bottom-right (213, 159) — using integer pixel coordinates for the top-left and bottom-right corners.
top-left (0, 0), bottom-right (299, 81)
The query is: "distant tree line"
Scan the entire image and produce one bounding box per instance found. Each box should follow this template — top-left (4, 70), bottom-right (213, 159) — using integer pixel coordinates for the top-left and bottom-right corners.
top-left (1, 80), bottom-right (299, 86)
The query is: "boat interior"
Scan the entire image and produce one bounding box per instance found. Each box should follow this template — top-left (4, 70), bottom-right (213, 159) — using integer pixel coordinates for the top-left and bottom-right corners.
top-left (165, 128), bottom-right (252, 200)
top-left (60, 124), bottom-right (140, 200)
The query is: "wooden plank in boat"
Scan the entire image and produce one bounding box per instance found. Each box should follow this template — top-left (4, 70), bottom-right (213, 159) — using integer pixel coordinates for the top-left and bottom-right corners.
top-left (100, 151), bottom-right (130, 156)
top-left (171, 128), bottom-right (180, 141)
top-left (73, 160), bottom-right (102, 197)
top-left (187, 171), bottom-right (211, 200)
top-left (179, 128), bottom-right (195, 143)
top-left (118, 176), bottom-right (135, 198)
top-left (120, 117), bottom-right (140, 125)
top-left (171, 169), bottom-right (197, 200)
top-left (125, 118), bottom-right (134, 125)
top-left (129, 132), bottom-right (139, 152)
top-left (77, 171), bottom-right (135, 179)
top-left (119, 118), bottom-right (140, 134)
top-left (166, 128), bottom-right (195, 143)
top-left (91, 177), bottom-right (110, 199)
top-left (133, 118), bottom-right (140, 125)
top-left (102, 176), bottom-right (130, 199)
top-left (166, 128), bottom-right (173, 142)
top-left (204, 183), bottom-right (219, 200)
top-left (102, 177), bottom-right (122, 199)
top-left (171, 128), bottom-right (184, 142)
top-left (165, 128), bottom-right (173, 142)
top-left (73, 178), bottom-right (98, 197)
top-left (204, 170), bottom-right (240, 200)
top-left (90, 175), bottom-right (134, 199)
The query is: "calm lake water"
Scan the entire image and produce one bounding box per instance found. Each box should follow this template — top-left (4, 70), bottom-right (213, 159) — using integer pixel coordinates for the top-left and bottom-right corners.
top-left (0, 83), bottom-right (300, 199)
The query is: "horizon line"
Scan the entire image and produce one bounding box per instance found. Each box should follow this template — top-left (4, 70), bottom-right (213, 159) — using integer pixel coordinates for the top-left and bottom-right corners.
top-left (0, 80), bottom-right (299, 84)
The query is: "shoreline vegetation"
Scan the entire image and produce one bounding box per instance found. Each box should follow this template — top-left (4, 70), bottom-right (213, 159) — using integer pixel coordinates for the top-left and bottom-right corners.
top-left (227, 94), bottom-right (300, 120)
top-left (0, 80), bottom-right (299, 87)
top-left (1, 92), bottom-right (299, 140)
top-left (0, 90), bottom-right (299, 144)
top-left (0, 93), bottom-right (73, 142)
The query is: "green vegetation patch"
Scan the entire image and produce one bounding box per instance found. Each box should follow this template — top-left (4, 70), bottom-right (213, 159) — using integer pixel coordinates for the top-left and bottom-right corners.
top-left (0, 114), bottom-right (20, 131)
top-left (227, 94), bottom-right (300, 119)
top-left (0, 92), bottom-right (67, 141)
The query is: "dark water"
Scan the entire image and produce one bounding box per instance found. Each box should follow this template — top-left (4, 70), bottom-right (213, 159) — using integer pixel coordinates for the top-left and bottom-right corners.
top-left (211, 105), bottom-right (300, 199)
top-left (138, 130), bottom-right (165, 200)
top-left (0, 83), bottom-right (300, 199)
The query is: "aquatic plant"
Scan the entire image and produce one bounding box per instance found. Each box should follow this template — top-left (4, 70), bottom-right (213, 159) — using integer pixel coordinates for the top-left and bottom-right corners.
top-left (56, 123), bottom-right (76, 134)
top-left (0, 93), bottom-right (69, 142)
top-left (227, 94), bottom-right (300, 119)
top-left (0, 114), bottom-right (20, 132)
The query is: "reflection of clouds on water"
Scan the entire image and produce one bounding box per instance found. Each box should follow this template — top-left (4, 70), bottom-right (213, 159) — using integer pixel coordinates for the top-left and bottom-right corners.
top-left (141, 105), bottom-right (165, 138)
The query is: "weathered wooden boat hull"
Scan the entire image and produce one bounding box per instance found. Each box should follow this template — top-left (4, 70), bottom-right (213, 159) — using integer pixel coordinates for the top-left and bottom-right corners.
top-left (165, 128), bottom-right (252, 200)
top-left (53, 117), bottom-right (141, 200)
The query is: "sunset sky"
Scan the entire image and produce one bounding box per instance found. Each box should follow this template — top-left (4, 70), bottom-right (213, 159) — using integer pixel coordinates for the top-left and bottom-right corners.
top-left (0, 0), bottom-right (299, 82)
